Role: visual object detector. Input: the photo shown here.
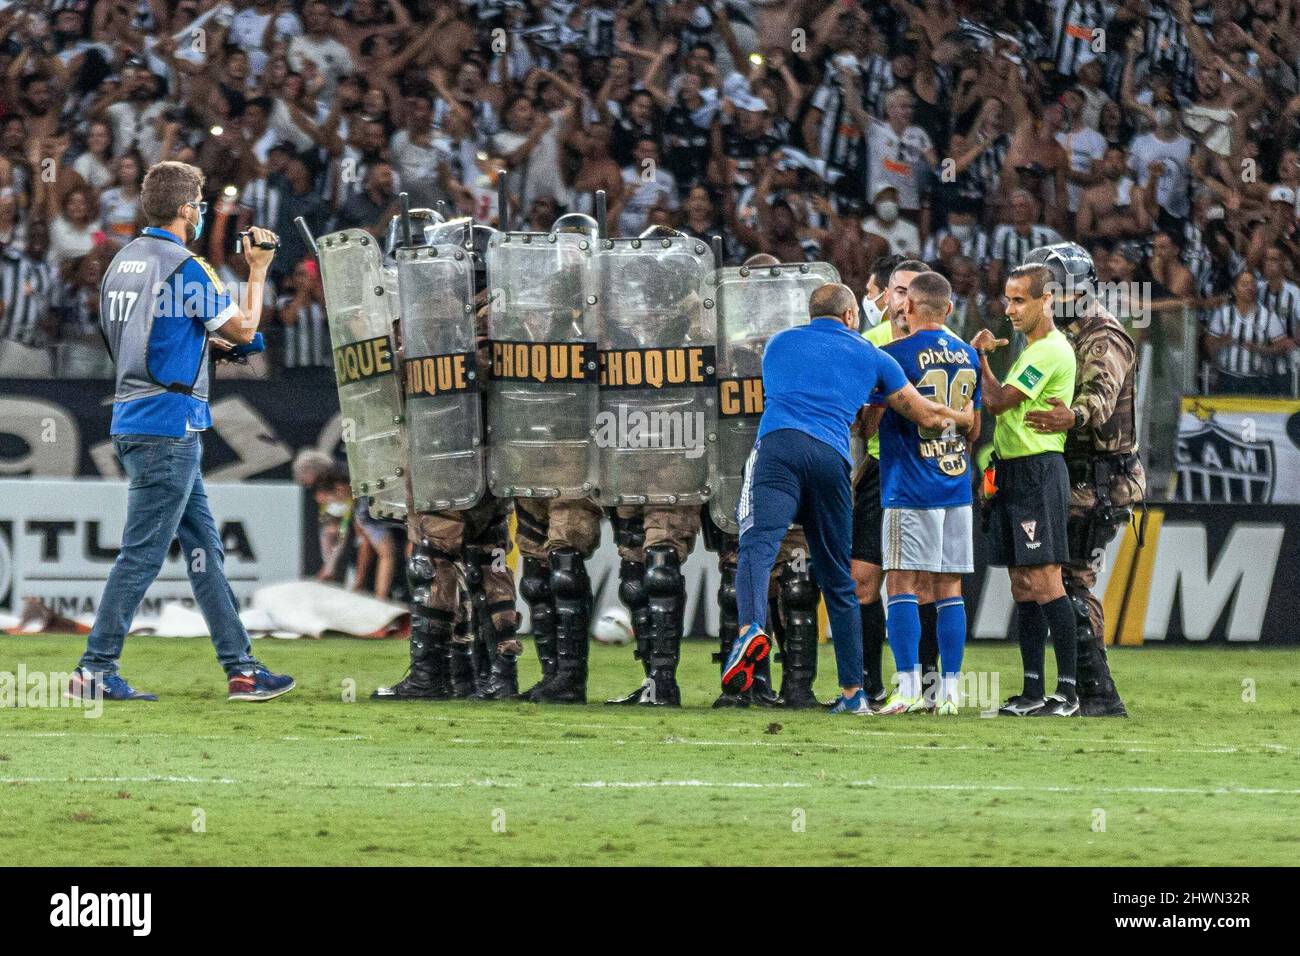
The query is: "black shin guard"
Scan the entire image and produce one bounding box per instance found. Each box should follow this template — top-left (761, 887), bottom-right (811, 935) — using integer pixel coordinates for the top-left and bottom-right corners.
top-left (1069, 588), bottom-right (1127, 716)
top-left (533, 547), bottom-right (591, 704)
top-left (711, 565), bottom-right (749, 708)
top-left (777, 563), bottom-right (821, 709)
top-left (465, 545), bottom-right (518, 701)
top-left (519, 556), bottom-right (556, 700)
top-left (607, 558), bottom-right (659, 705)
top-left (640, 545), bottom-right (684, 706)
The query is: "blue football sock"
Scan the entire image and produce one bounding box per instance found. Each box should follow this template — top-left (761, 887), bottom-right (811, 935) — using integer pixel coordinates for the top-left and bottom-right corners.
top-left (935, 596), bottom-right (967, 679)
top-left (886, 594), bottom-right (921, 689)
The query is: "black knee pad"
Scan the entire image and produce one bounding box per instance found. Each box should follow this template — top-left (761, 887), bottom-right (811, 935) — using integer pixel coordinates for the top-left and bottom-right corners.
top-left (549, 547), bottom-right (591, 602)
top-left (611, 509), bottom-right (646, 550)
top-left (463, 545), bottom-right (487, 593)
top-left (779, 564), bottom-right (818, 620)
top-left (407, 543), bottom-right (435, 587)
top-left (1065, 586), bottom-right (1096, 642)
top-left (618, 559), bottom-right (648, 610)
top-left (644, 544), bottom-right (684, 599)
top-left (519, 556), bottom-right (551, 604)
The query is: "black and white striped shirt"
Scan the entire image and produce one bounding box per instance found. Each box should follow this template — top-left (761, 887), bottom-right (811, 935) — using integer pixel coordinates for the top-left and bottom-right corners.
top-left (922, 227), bottom-right (991, 266)
top-left (277, 297), bottom-right (331, 369)
top-left (990, 223), bottom-right (1064, 272)
top-left (1047, 0), bottom-right (1108, 78)
top-left (808, 79), bottom-right (866, 173)
top-left (239, 178), bottom-right (284, 233)
top-left (1145, 2), bottom-right (1196, 95)
top-left (0, 249), bottom-right (55, 346)
top-left (1256, 278), bottom-right (1300, 339)
top-left (1206, 301), bottom-right (1287, 378)
top-left (959, 134), bottom-right (1010, 203)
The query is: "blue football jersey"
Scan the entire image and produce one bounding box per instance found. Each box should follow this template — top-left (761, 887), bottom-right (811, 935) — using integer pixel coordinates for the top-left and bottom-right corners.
top-left (875, 328), bottom-right (981, 509)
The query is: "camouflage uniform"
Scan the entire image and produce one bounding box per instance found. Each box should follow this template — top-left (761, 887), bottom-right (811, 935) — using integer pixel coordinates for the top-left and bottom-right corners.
top-left (1060, 300), bottom-right (1145, 717)
top-left (606, 504), bottom-right (700, 706)
top-left (513, 496), bottom-right (603, 703)
top-left (400, 498), bottom-right (521, 699)
top-left (707, 518), bottom-right (824, 709)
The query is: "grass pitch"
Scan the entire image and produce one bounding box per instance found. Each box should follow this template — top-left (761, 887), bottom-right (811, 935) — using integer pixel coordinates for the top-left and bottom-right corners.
top-left (1, 634), bottom-right (1297, 866)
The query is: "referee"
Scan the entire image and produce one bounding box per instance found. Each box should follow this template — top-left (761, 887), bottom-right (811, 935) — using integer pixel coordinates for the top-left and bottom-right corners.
top-left (725, 283), bottom-right (974, 715)
top-left (972, 264), bottom-right (1079, 717)
top-left (67, 161), bottom-right (294, 703)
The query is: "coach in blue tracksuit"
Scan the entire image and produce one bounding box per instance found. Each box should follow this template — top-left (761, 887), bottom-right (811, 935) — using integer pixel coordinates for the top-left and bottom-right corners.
top-left (67, 160), bottom-right (294, 704)
top-left (722, 283), bottom-right (975, 715)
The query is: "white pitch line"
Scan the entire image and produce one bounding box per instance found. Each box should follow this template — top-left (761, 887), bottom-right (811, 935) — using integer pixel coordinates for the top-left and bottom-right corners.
top-left (849, 781), bottom-right (1300, 797)
top-left (5, 775), bottom-right (1297, 797)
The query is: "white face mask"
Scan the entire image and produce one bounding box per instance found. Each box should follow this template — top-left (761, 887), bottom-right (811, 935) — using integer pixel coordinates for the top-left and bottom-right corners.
top-left (875, 200), bottom-right (899, 223)
top-left (861, 292), bottom-right (886, 328)
top-left (949, 222), bottom-right (973, 241)
top-left (325, 501), bottom-right (349, 518)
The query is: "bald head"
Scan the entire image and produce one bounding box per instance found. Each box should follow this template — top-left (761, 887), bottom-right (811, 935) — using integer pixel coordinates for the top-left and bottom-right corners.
top-left (904, 271), bottom-right (953, 330)
top-left (809, 282), bottom-right (859, 328)
top-left (743, 253), bottom-right (780, 268)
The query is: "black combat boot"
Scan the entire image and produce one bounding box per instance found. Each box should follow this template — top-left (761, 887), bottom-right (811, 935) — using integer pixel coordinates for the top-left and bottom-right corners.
top-left (518, 557), bottom-right (557, 700)
top-left (372, 548), bottom-right (453, 700)
top-left (531, 548), bottom-right (591, 703)
top-left (608, 559), bottom-right (659, 705)
top-left (1071, 590), bottom-right (1128, 717)
top-left (371, 611), bottom-right (453, 700)
top-left (777, 563), bottom-right (822, 709)
top-left (471, 637), bottom-right (520, 700)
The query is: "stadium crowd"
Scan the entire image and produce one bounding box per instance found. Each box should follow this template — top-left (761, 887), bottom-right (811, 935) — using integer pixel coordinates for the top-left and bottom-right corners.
top-left (0, 0), bottom-right (1298, 396)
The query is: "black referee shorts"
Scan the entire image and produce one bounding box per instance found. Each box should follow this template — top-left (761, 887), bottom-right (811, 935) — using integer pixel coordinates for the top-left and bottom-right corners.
top-left (986, 452), bottom-right (1070, 567)
top-left (851, 455), bottom-right (883, 565)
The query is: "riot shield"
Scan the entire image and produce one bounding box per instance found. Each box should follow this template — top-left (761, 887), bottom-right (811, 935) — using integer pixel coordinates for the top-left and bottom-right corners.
top-left (593, 236), bottom-right (716, 506)
top-left (484, 231), bottom-right (597, 499)
top-left (319, 228), bottom-right (407, 520)
top-left (396, 241), bottom-right (484, 512)
top-left (707, 261), bottom-right (841, 533)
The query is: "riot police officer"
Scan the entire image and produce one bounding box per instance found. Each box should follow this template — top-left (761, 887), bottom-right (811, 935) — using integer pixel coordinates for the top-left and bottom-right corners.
top-left (1022, 242), bottom-right (1141, 717)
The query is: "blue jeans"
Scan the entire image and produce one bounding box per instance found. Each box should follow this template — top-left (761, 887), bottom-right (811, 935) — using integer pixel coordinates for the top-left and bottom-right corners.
top-left (736, 428), bottom-right (862, 689)
top-left (79, 432), bottom-right (257, 677)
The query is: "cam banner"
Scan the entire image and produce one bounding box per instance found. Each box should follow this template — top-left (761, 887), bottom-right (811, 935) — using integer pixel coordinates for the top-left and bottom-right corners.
top-left (1172, 395), bottom-right (1300, 503)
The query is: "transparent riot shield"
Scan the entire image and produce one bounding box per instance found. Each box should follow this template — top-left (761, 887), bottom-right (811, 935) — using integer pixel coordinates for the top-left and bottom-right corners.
top-left (593, 235), bottom-right (716, 506)
top-left (707, 261), bottom-right (841, 533)
top-left (484, 231), bottom-right (597, 499)
top-left (396, 241), bottom-right (484, 512)
top-left (318, 228), bottom-right (406, 520)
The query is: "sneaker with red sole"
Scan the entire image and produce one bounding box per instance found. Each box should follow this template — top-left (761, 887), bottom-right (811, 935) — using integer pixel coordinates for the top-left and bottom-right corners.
top-left (721, 624), bottom-right (770, 695)
top-left (228, 667), bottom-right (296, 702)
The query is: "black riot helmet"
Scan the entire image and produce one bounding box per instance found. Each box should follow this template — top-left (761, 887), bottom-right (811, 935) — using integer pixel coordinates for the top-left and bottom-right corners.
top-left (1023, 241), bottom-right (1096, 300)
top-left (551, 212), bottom-right (598, 240)
top-left (385, 206), bottom-right (444, 258)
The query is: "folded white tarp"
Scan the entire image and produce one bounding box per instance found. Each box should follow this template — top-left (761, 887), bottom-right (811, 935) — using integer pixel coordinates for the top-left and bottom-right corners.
top-left (4, 583), bottom-right (409, 640)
